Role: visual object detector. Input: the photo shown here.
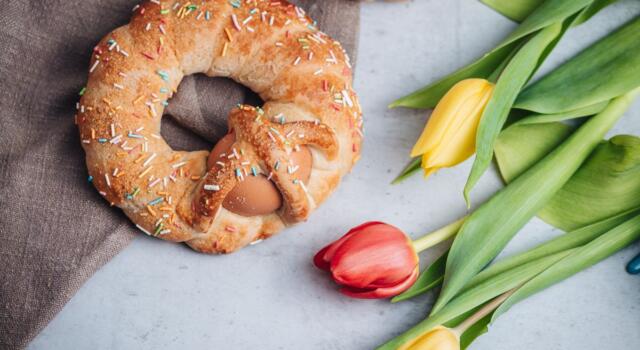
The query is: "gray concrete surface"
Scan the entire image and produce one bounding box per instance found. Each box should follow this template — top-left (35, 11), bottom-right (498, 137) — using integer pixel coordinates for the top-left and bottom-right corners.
top-left (30, 1), bottom-right (640, 349)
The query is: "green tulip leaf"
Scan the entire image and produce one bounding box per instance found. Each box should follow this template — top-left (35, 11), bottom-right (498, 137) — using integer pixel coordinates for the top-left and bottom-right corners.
top-left (463, 209), bottom-right (639, 349)
top-left (442, 303), bottom-right (494, 349)
top-left (495, 122), bottom-right (574, 182)
top-left (493, 214), bottom-right (640, 319)
top-left (512, 101), bottom-right (608, 126)
top-left (436, 90), bottom-right (637, 315)
top-left (392, 251), bottom-right (447, 303)
top-left (460, 311), bottom-right (494, 350)
top-left (390, 0), bottom-right (596, 110)
top-left (392, 157), bottom-right (421, 184)
top-left (465, 208), bottom-right (640, 290)
top-left (464, 22), bottom-right (563, 203)
top-left (499, 0), bottom-right (591, 50)
top-left (481, 0), bottom-right (545, 22)
top-left (496, 122), bottom-right (640, 231)
top-left (378, 211), bottom-right (640, 350)
top-left (395, 208), bottom-right (638, 303)
top-left (486, 0), bottom-right (619, 24)
top-left (388, 44), bottom-right (516, 109)
top-left (530, 0), bottom-right (622, 81)
top-left (573, 0), bottom-right (621, 26)
top-left (538, 135), bottom-right (640, 230)
top-left (376, 250), bottom-right (573, 350)
top-left (516, 17), bottom-right (640, 113)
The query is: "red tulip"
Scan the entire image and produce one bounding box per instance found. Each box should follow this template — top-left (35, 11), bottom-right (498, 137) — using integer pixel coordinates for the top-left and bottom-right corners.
top-left (314, 221), bottom-right (419, 299)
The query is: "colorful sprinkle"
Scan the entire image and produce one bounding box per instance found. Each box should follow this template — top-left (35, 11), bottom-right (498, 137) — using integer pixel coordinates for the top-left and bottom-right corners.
top-left (136, 224), bottom-right (153, 236)
top-left (204, 184), bottom-right (220, 191)
top-left (156, 70), bottom-right (170, 81)
top-left (148, 197), bottom-right (164, 206)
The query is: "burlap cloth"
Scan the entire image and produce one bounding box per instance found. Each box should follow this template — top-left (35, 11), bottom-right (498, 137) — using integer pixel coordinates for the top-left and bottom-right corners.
top-left (0, 1), bottom-right (359, 347)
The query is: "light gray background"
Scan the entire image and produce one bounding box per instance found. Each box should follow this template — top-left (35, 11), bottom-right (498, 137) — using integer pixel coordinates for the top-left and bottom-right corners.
top-left (30, 1), bottom-right (640, 349)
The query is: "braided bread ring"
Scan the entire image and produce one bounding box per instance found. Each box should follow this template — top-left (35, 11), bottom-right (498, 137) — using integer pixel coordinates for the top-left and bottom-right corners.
top-left (76, 0), bottom-right (362, 253)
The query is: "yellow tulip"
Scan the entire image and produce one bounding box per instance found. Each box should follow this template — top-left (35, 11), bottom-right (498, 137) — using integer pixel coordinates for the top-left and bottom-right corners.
top-left (397, 326), bottom-right (460, 350)
top-left (396, 290), bottom-right (517, 350)
top-left (410, 78), bottom-right (494, 177)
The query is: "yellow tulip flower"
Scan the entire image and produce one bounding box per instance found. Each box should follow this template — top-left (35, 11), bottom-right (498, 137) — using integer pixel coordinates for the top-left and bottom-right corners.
top-left (395, 290), bottom-right (517, 350)
top-left (411, 79), bottom-right (494, 177)
top-left (397, 326), bottom-right (460, 350)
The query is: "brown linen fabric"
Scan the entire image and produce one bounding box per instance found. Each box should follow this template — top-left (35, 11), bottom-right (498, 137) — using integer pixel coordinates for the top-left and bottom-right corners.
top-left (0, 1), bottom-right (359, 348)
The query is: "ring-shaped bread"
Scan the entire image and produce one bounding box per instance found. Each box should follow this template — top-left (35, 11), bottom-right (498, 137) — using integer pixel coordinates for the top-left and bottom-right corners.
top-left (77, 0), bottom-right (362, 253)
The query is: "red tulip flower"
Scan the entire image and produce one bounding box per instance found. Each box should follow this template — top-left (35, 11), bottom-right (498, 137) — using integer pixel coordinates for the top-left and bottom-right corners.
top-left (314, 221), bottom-right (420, 299)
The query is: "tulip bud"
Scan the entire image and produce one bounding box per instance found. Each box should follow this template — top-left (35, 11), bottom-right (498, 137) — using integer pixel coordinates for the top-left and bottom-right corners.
top-left (410, 78), bottom-right (494, 177)
top-left (398, 326), bottom-right (460, 350)
top-left (313, 222), bottom-right (419, 299)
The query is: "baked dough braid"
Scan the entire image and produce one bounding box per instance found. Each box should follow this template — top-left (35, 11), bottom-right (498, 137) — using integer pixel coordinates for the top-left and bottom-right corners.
top-left (76, 0), bottom-right (362, 253)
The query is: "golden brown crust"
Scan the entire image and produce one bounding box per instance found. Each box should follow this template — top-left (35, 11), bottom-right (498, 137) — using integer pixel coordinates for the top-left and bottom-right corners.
top-left (77, 0), bottom-right (362, 253)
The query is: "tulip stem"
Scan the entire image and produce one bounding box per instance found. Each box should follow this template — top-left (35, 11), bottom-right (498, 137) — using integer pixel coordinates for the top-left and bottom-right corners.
top-left (412, 216), bottom-right (467, 253)
top-left (453, 288), bottom-right (518, 335)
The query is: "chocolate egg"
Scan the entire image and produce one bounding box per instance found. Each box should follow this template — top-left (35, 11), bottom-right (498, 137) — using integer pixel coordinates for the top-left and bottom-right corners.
top-left (207, 132), bottom-right (312, 217)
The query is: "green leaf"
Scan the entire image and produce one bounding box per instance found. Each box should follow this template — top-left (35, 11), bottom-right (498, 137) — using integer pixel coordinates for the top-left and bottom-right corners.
top-left (392, 157), bottom-right (421, 184)
top-left (512, 101), bottom-right (608, 126)
top-left (388, 44), bottom-right (516, 109)
top-left (442, 306), bottom-right (480, 329)
top-left (464, 22), bottom-right (563, 203)
top-left (435, 90), bottom-right (638, 315)
top-left (464, 208), bottom-right (640, 290)
top-left (481, 0), bottom-right (618, 30)
top-left (493, 213), bottom-right (640, 319)
top-left (480, 0), bottom-right (545, 22)
top-left (460, 311), bottom-right (494, 350)
top-left (378, 211), bottom-right (640, 350)
top-left (392, 251), bottom-right (447, 303)
top-left (376, 250), bottom-right (573, 350)
top-left (499, 0), bottom-right (592, 50)
top-left (394, 204), bottom-right (639, 303)
top-left (541, 135), bottom-right (640, 230)
top-left (496, 124), bottom-right (640, 231)
top-left (455, 207), bottom-right (638, 349)
top-left (390, 0), bottom-right (594, 110)
top-left (495, 123), bottom-right (574, 183)
top-left (572, 0), bottom-right (621, 26)
top-left (515, 17), bottom-right (640, 113)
